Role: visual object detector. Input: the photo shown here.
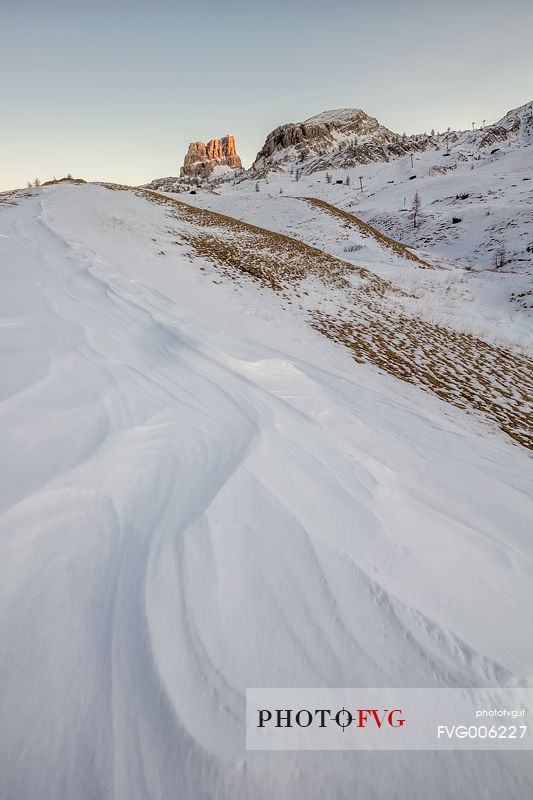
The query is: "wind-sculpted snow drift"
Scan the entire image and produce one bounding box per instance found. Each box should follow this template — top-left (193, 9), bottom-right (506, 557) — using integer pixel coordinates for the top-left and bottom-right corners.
top-left (0, 184), bottom-right (532, 799)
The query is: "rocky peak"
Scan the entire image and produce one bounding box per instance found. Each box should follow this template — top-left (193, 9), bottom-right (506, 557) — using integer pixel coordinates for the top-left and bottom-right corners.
top-left (251, 108), bottom-right (420, 174)
top-left (249, 101), bottom-right (533, 180)
top-left (180, 135), bottom-right (242, 178)
top-left (304, 108), bottom-right (385, 135)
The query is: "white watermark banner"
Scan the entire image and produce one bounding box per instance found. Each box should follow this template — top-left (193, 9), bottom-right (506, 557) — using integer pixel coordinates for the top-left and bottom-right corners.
top-left (246, 688), bottom-right (533, 751)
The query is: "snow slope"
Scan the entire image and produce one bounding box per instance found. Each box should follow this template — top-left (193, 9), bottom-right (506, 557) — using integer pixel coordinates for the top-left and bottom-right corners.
top-left (233, 135), bottom-right (532, 277)
top-left (241, 100), bottom-right (533, 276)
top-left (1, 183), bottom-right (532, 800)
top-left (170, 187), bottom-right (533, 358)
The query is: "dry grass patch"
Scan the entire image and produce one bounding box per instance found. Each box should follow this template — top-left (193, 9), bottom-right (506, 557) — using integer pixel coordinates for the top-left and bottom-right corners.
top-left (42, 177), bottom-right (87, 186)
top-left (314, 306), bottom-right (533, 449)
top-left (0, 189), bottom-right (33, 206)
top-left (101, 183), bottom-right (533, 450)
top-left (102, 183), bottom-right (394, 296)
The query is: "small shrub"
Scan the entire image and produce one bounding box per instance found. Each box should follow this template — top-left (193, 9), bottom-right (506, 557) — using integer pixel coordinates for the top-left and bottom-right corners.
top-left (493, 243), bottom-right (507, 269)
top-left (343, 243), bottom-right (364, 252)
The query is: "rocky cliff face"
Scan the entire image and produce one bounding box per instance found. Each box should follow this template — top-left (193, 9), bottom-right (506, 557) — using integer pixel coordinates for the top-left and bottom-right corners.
top-left (180, 135), bottom-right (242, 178)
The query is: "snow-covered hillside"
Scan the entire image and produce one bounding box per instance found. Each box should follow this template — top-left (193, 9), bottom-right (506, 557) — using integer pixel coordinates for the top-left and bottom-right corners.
top-left (1, 183), bottom-right (532, 799)
top-left (246, 101), bottom-right (533, 276)
top-left (148, 101), bottom-right (533, 278)
top-left (179, 187), bottom-right (533, 351)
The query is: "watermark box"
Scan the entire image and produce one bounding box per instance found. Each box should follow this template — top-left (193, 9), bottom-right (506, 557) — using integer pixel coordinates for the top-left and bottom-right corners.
top-left (246, 688), bottom-right (533, 751)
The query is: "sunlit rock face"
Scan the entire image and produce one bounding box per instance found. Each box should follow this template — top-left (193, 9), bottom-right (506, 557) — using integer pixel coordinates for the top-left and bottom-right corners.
top-left (180, 135), bottom-right (242, 178)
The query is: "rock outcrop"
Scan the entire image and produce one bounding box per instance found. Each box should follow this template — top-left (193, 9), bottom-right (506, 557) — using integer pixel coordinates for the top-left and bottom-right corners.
top-left (476, 100), bottom-right (533, 149)
top-left (180, 135), bottom-right (242, 178)
top-left (251, 108), bottom-right (435, 175)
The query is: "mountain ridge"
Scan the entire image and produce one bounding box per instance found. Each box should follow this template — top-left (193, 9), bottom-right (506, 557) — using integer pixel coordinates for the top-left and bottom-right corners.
top-left (146, 99), bottom-right (532, 191)
top-left (143, 100), bottom-right (533, 276)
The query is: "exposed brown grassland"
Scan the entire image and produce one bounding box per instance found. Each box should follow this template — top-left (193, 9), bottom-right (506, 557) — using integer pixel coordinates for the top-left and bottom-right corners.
top-left (0, 189), bottom-right (33, 206)
top-left (102, 184), bottom-right (533, 448)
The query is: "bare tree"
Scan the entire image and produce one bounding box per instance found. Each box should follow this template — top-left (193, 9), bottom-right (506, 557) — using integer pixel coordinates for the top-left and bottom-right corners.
top-left (34, 178), bottom-right (40, 187)
top-left (410, 191), bottom-right (422, 229)
top-left (493, 243), bottom-right (507, 269)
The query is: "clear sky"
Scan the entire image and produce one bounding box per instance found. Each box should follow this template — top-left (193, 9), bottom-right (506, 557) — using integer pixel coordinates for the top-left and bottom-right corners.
top-left (1, 0), bottom-right (532, 190)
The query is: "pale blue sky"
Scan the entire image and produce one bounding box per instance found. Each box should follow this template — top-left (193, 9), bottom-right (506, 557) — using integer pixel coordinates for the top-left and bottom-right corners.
top-left (1, 0), bottom-right (532, 190)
